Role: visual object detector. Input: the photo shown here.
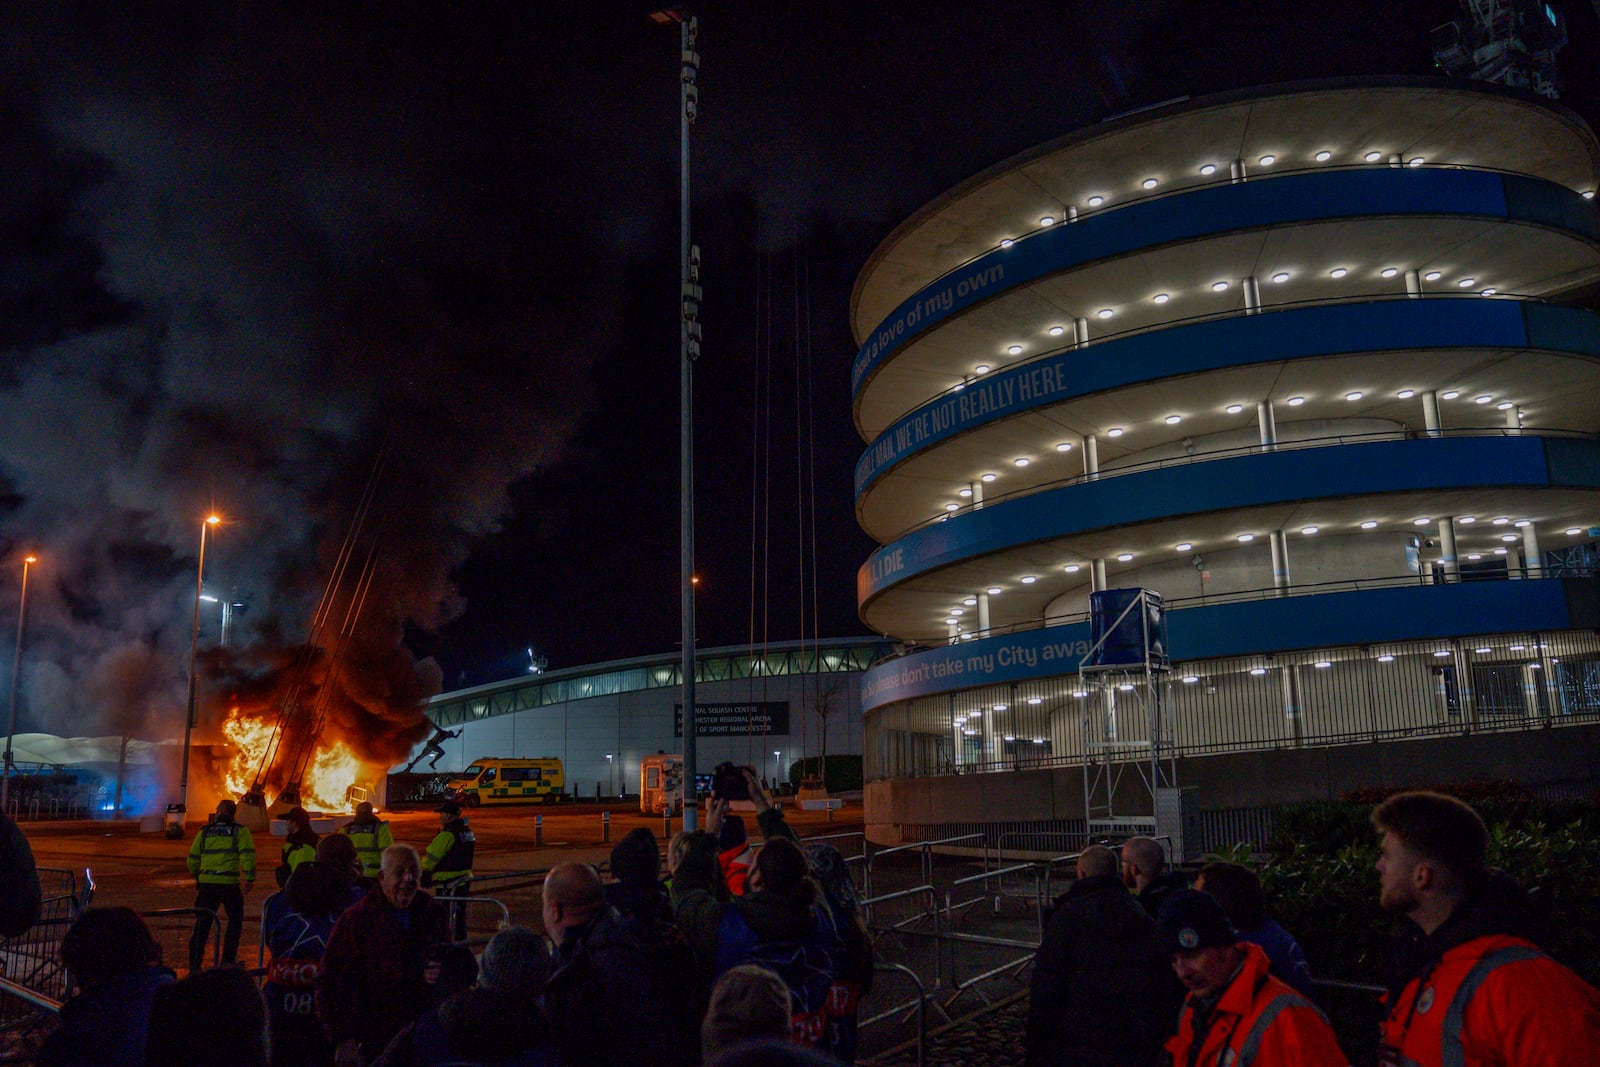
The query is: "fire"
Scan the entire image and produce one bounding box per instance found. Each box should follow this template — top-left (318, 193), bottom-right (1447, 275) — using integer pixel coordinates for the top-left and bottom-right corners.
top-left (221, 706), bottom-right (372, 813)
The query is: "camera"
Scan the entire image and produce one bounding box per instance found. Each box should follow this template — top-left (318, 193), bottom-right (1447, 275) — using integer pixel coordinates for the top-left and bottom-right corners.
top-left (711, 761), bottom-right (753, 801)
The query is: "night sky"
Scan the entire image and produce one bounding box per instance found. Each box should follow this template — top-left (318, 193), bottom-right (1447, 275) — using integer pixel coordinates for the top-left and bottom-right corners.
top-left (2, 1), bottom-right (1598, 737)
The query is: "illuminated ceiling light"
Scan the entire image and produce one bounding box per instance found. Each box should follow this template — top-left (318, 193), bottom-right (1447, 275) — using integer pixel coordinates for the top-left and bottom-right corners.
top-left (1063, 564), bottom-right (1081, 574)
top-left (953, 382), bottom-right (965, 391)
top-left (1087, 195), bottom-right (1104, 207)
top-left (1020, 575), bottom-right (1037, 584)
top-left (1116, 552), bottom-right (1134, 562)
top-left (1433, 650), bottom-right (1451, 658)
top-left (1514, 519), bottom-right (1530, 527)
top-left (1475, 395), bottom-right (1492, 404)
top-left (1441, 390), bottom-right (1459, 400)
top-left (1039, 215), bottom-right (1056, 227)
top-left (1381, 267), bottom-right (1398, 278)
top-left (1007, 344), bottom-right (1023, 355)
top-left (1003, 734), bottom-right (1017, 741)
top-left (992, 703), bottom-right (1006, 710)
top-left (953, 716), bottom-right (966, 725)
top-left (1272, 272), bottom-right (1290, 283)
top-left (1424, 271), bottom-right (1442, 281)
top-left (1361, 520), bottom-right (1379, 530)
top-left (1165, 414), bottom-right (1182, 425)
top-left (1314, 660), bottom-right (1332, 668)
top-left (1249, 667), bottom-right (1268, 676)
top-left (1398, 389), bottom-right (1415, 399)
top-left (1199, 163), bottom-right (1217, 175)
top-left (974, 364), bottom-right (990, 374)
top-left (1153, 293), bottom-right (1170, 304)
top-left (1226, 404), bottom-right (1244, 415)
top-left (1364, 151), bottom-right (1382, 162)
top-left (1346, 391), bottom-right (1363, 401)
top-left (1182, 674), bottom-right (1200, 684)
top-left (981, 473), bottom-right (997, 482)
top-left (1458, 278), bottom-right (1476, 288)
top-left (1329, 267), bottom-right (1348, 278)
top-left (1000, 238), bottom-right (1015, 249)
top-left (986, 586), bottom-right (1002, 595)
top-left (1493, 517), bottom-right (1509, 525)
top-left (1569, 527), bottom-right (1583, 535)
top-left (1118, 683), bottom-right (1135, 692)
top-left (945, 618), bottom-right (959, 626)
top-left (1175, 542), bottom-right (1193, 552)
top-left (1586, 191), bottom-right (1596, 200)
top-left (1510, 643), bottom-right (1526, 651)
top-left (945, 503), bottom-right (959, 512)
top-left (1049, 325), bottom-right (1065, 336)
top-left (1286, 396), bottom-right (1306, 406)
top-left (1027, 696), bottom-right (1042, 704)
top-left (1315, 150), bottom-right (1332, 162)
top-left (1056, 442), bottom-right (1074, 452)
top-left (1467, 553), bottom-right (1481, 560)
top-left (949, 607), bottom-right (964, 616)
top-left (1377, 654), bottom-right (1395, 662)
top-left (1528, 662), bottom-right (1542, 669)
top-left (1107, 427), bottom-right (1125, 437)
top-left (1408, 156), bottom-right (1425, 167)
top-left (1142, 177), bottom-right (1159, 189)
top-left (1237, 533), bottom-right (1255, 542)
top-left (1501, 534), bottom-right (1518, 542)
top-left (1481, 288), bottom-right (1497, 296)
top-left (1459, 516), bottom-right (1476, 524)
top-left (963, 597), bottom-right (977, 605)
top-left (958, 488), bottom-right (972, 497)
top-left (1013, 457), bottom-right (1030, 467)
top-left (1301, 526), bottom-right (1318, 535)
top-left (1212, 280), bottom-right (1230, 292)
top-left (1073, 689), bottom-right (1089, 698)
top-left (1097, 308), bottom-right (1115, 319)
top-left (1413, 517), bottom-right (1431, 525)
top-left (1497, 401), bottom-right (1513, 410)
top-left (1495, 547), bottom-right (1507, 555)
top-left (1258, 154), bottom-right (1276, 165)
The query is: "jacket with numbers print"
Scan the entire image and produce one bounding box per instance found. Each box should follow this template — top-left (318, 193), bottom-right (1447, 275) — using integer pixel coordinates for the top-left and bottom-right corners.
top-left (1164, 941), bottom-right (1346, 1067)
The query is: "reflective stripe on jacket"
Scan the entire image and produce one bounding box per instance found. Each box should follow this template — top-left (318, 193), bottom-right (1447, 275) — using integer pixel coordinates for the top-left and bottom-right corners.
top-left (186, 820), bottom-right (256, 884)
top-left (1380, 934), bottom-right (1600, 1067)
top-left (342, 819), bottom-right (393, 877)
top-left (1164, 941), bottom-right (1346, 1067)
top-left (423, 819), bottom-right (475, 882)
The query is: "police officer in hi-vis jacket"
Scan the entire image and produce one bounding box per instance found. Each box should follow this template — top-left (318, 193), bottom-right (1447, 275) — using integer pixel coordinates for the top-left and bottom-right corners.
top-left (186, 798), bottom-right (255, 970)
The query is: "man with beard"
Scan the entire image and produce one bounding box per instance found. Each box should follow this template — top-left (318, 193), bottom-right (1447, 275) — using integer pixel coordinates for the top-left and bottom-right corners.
top-left (1372, 791), bottom-right (1600, 1066)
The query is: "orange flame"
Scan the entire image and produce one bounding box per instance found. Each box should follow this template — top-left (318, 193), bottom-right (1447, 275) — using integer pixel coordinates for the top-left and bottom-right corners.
top-left (222, 706), bottom-right (372, 813)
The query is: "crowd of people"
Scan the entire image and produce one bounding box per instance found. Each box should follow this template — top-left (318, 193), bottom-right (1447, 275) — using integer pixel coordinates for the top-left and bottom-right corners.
top-left (18, 786), bottom-right (1600, 1066)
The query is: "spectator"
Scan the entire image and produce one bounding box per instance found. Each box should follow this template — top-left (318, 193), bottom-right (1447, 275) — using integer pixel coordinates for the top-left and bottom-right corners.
top-left (145, 964), bottom-right (270, 1067)
top-left (276, 806), bottom-right (319, 887)
top-left (803, 842), bottom-right (874, 1065)
top-left (605, 826), bottom-right (673, 926)
top-left (542, 861), bottom-right (696, 1067)
top-left (701, 964), bottom-right (791, 1060)
top-left (264, 839), bottom-right (363, 1067)
top-left (1157, 890), bottom-right (1345, 1066)
top-left (1120, 836), bottom-right (1185, 919)
top-left (1193, 860), bottom-right (1316, 1001)
top-left (0, 810), bottom-right (41, 937)
top-left (717, 814), bottom-right (755, 896)
top-left (342, 801), bottom-right (394, 880)
top-left (376, 927), bottom-right (556, 1067)
top-left (1372, 790), bottom-right (1600, 1064)
top-left (186, 798), bottom-right (255, 970)
top-left (39, 907), bottom-right (173, 1067)
top-left (421, 800), bottom-right (474, 941)
top-left (1025, 844), bottom-right (1175, 1066)
top-left (291, 832), bottom-right (368, 911)
top-left (706, 1041), bottom-right (844, 1067)
top-left (318, 844), bottom-right (450, 1067)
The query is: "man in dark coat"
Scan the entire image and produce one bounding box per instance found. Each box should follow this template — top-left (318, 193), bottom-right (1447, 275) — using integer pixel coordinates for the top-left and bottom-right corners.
top-left (1026, 844), bottom-right (1176, 1066)
top-left (1121, 836), bottom-right (1187, 919)
top-left (317, 844), bottom-right (450, 1067)
top-left (541, 861), bottom-right (696, 1067)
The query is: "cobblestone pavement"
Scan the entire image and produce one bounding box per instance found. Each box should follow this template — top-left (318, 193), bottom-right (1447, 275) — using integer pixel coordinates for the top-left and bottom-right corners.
top-left (866, 992), bottom-right (1029, 1067)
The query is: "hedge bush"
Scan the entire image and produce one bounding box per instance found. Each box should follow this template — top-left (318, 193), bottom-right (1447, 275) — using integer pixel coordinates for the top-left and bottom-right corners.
top-left (787, 755), bottom-right (862, 793)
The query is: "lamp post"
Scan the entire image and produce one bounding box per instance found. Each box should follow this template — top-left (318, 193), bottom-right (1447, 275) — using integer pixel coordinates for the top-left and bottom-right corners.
top-left (772, 750), bottom-right (782, 793)
top-left (2, 554), bottom-right (37, 812)
top-left (173, 515), bottom-right (221, 833)
top-left (605, 753), bottom-right (614, 800)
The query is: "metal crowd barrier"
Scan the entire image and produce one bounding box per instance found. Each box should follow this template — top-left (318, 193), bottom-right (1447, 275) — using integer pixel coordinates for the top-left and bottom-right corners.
top-left (859, 961), bottom-right (929, 1067)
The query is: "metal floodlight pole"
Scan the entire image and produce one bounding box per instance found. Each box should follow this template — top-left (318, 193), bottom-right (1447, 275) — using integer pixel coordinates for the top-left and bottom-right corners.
top-left (177, 516), bottom-right (220, 821)
top-left (671, 10), bottom-right (702, 832)
top-left (2, 554), bottom-right (36, 811)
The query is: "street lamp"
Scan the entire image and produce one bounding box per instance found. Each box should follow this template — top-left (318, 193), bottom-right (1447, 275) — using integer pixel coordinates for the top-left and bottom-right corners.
top-left (605, 753), bottom-right (614, 799)
top-left (173, 514), bottom-right (221, 835)
top-left (2, 554), bottom-right (37, 811)
top-left (772, 750), bottom-right (782, 793)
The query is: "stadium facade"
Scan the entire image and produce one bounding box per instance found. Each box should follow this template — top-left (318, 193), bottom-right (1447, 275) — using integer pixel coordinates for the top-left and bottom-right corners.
top-left (849, 79), bottom-right (1600, 845)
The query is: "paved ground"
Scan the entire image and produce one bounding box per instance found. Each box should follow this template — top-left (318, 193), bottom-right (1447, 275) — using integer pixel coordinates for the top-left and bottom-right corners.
top-left (868, 993), bottom-right (1028, 1067)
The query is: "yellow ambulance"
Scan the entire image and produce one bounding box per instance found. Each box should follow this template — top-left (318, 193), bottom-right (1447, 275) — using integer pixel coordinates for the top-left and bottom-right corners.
top-left (445, 757), bottom-right (565, 806)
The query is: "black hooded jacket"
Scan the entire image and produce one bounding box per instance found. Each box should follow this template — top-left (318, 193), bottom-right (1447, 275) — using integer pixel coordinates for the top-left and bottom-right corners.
top-left (1384, 868), bottom-right (1542, 998)
top-left (1025, 874), bottom-right (1178, 1067)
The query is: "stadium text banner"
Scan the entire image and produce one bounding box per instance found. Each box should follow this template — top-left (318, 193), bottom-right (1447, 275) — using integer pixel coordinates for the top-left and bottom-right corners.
top-left (674, 701), bottom-right (790, 737)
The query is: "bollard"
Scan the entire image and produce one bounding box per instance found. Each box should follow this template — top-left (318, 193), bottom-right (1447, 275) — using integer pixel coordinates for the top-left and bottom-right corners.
top-left (535, 813), bottom-right (543, 848)
top-left (827, 804), bottom-right (835, 823)
top-left (662, 808), bottom-right (671, 837)
top-left (602, 809), bottom-right (611, 843)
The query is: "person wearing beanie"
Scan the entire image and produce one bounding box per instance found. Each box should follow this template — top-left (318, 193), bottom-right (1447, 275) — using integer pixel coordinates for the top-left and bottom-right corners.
top-left (1158, 889), bottom-right (1345, 1066)
top-left (276, 807), bottom-right (319, 888)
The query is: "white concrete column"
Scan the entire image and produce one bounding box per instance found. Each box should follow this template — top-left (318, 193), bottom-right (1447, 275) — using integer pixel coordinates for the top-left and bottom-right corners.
top-left (947, 621), bottom-right (959, 645)
top-left (1423, 390), bottom-right (1442, 438)
top-left (1243, 274), bottom-right (1262, 316)
top-left (1389, 153), bottom-right (1404, 168)
top-left (1505, 404), bottom-right (1522, 435)
top-left (1230, 158), bottom-right (1245, 184)
top-left (1282, 664), bottom-right (1304, 746)
top-left (1269, 530), bottom-right (1290, 595)
top-left (970, 480), bottom-right (984, 510)
top-left (977, 592), bottom-right (991, 635)
top-left (1439, 516), bottom-right (1459, 582)
top-left (1405, 269), bottom-right (1421, 299)
top-left (1084, 434), bottom-right (1100, 481)
top-left (1523, 525), bottom-right (1542, 578)
top-left (1068, 206), bottom-right (1079, 222)
top-left (1091, 558), bottom-right (1108, 592)
top-left (1074, 317), bottom-right (1090, 348)
top-left (1257, 400), bottom-right (1278, 452)
top-left (1506, 547), bottom-right (1523, 579)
